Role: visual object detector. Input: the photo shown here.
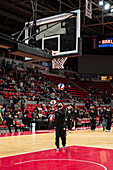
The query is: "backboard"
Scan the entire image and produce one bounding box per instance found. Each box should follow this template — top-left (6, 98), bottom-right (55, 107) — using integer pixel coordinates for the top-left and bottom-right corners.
top-left (25, 10), bottom-right (81, 58)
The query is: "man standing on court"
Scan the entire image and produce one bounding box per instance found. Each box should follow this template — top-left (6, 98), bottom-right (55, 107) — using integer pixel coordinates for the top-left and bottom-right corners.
top-left (73, 105), bottom-right (79, 130)
top-left (106, 106), bottom-right (112, 132)
top-left (55, 102), bottom-right (66, 151)
top-left (66, 105), bottom-right (73, 133)
top-left (89, 105), bottom-right (97, 131)
top-left (102, 107), bottom-right (107, 131)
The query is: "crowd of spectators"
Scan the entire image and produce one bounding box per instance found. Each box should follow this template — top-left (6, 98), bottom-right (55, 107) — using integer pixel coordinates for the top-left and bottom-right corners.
top-left (0, 60), bottom-right (75, 102)
top-left (86, 85), bottom-right (111, 104)
top-left (0, 59), bottom-right (112, 132)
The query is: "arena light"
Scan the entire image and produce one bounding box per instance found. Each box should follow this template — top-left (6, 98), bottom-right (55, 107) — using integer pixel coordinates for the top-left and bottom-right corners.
top-left (110, 5), bottom-right (113, 12)
top-left (104, 3), bottom-right (110, 10)
top-left (99, 0), bottom-right (104, 6)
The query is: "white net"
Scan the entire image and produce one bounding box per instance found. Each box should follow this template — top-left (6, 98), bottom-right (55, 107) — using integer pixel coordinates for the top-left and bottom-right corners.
top-left (52, 57), bottom-right (68, 69)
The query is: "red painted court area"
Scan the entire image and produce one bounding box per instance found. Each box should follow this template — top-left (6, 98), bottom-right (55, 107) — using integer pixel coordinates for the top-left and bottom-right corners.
top-left (0, 146), bottom-right (112, 170)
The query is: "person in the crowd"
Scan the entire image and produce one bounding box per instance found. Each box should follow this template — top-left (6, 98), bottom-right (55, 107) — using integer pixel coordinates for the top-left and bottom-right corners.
top-left (73, 105), bottom-right (79, 130)
top-left (31, 109), bottom-right (39, 120)
top-left (85, 101), bottom-right (90, 110)
top-left (6, 114), bottom-right (13, 133)
top-left (106, 106), bottom-right (112, 132)
top-left (66, 105), bottom-right (73, 133)
top-left (13, 114), bottom-right (19, 132)
top-left (0, 112), bottom-right (3, 125)
top-left (55, 102), bottom-right (66, 151)
top-left (21, 97), bottom-right (25, 112)
top-left (23, 110), bottom-right (30, 129)
top-left (38, 110), bottom-right (43, 120)
top-left (0, 105), bottom-right (3, 124)
top-left (13, 95), bottom-right (18, 111)
top-left (79, 106), bottom-right (86, 119)
top-left (98, 107), bottom-right (103, 126)
top-left (89, 105), bottom-right (97, 131)
top-left (14, 102), bottom-right (19, 111)
top-left (31, 109), bottom-right (39, 130)
top-left (102, 107), bottom-right (107, 131)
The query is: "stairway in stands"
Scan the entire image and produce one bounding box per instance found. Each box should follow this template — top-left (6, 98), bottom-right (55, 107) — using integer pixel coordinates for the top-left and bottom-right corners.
top-left (72, 80), bottom-right (89, 91)
top-left (45, 74), bottom-right (87, 97)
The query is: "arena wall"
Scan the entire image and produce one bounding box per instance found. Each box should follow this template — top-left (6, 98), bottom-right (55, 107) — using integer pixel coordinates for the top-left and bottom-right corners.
top-left (78, 54), bottom-right (113, 74)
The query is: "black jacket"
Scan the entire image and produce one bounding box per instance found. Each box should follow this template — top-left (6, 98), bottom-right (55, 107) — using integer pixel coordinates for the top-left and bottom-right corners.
top-left (106, 109), bottom-right (112, 119)
top-left (101, 110), bottom-right (107, 119)
top-left (66, 109), bottom-right (73, 120)
top-left (73, 109), bottom-right (79, 119)
top-left (31, 112), bottom-right (39, 119)
top-left (89, 109), bottom-right (97, 120)
top-left (55, 108), bottom-right (65, 127)
top-left (6, 118), bottom-right (13, 126)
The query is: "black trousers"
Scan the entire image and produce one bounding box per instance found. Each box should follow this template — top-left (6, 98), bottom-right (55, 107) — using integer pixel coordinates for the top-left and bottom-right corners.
top-left (55, 125), bottom-right (66, 148)
top-left (7, 125), bottom-right (12, 133)
top-left (7, 125), bottom-right (18, 133)
top-left (67, 119), bottom-right (72, 130)
top-left (90, 119), bottom-right (96, 130)
top-left (21, 107), bottom-right (25, 112)
top-left (106, 118), bottom-right (111, 130)
top-left (99, 116), bottom-right (102, 126)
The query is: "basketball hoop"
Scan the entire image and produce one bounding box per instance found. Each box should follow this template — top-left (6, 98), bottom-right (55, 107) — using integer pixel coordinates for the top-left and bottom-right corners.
top-left (52, 57), bottom-right (67, 69)
top-left (52, 50), bottom-right (58, 56)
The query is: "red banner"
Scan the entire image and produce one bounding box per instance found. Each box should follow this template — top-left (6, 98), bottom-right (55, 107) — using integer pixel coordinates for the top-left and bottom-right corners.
top-left (92, 35), bottom-right (97, 49)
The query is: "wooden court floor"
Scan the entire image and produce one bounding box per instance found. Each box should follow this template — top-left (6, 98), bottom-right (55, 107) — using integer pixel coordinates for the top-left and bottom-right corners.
top-left (0, 127), bottom-right (113, 158)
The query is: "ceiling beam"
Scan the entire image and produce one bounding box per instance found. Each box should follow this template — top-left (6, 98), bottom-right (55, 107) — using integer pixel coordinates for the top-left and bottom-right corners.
top-left (38, 0), bottom-right (57, 11)
top-left (12, 0), bottom-right (56, 17)
top-left (37, 4), bottom-right (56, 13)
top-left (83, 21), bottom-right (113, 27)
top-left (104, 24), bottom-right (113, 31)
top-left (0, 23), bottom-right (17, 34)
top-left (56, 0), bottom-right (75, 10)
top-left (0, 0), bottom-right (32, 17)
top-left (68, 0), bottom-right (77, 9)
top-left (15, 0), bottom-right (55, 13)
top-left (13, 0), bottom-right (30, 4)
top-left (0, 17), bottom-right (23, 28)
top-left (0, 9), bottom-right (25, 23)
top-left (83, 26), bottom-right (98, 33)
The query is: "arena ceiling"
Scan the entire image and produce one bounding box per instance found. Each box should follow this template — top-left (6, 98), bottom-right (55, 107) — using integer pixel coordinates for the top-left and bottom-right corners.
top-left (0, 0), bottom-right (113, 37)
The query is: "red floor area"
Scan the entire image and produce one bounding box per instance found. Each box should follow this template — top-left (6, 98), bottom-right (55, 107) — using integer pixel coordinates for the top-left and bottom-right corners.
top-left (0, 130), bottom-right (55, 137)
top-left (0, 146), bottom-right (112, 170)
top-left (0, 128), bottom-right (87, 137)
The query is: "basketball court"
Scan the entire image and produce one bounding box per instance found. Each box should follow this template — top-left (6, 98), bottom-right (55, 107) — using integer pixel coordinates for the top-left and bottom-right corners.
top-left (0, 127), bottom-right (113, 170)
top-left (0, 1), bottom-right (113, 170)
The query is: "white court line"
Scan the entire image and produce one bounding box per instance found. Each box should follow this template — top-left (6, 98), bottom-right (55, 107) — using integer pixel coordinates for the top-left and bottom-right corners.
top-left (0, 148), bottom-right (54, 158)
top-left (74, 145), bottom-right (113, 151)
top-left (0, 145), bottom-right (113, 159)
top-left (15, 158), bottom-right (107, 170)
